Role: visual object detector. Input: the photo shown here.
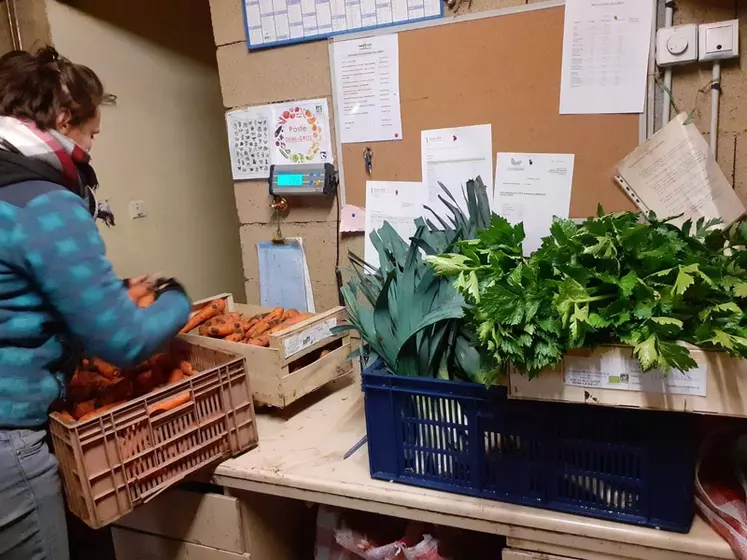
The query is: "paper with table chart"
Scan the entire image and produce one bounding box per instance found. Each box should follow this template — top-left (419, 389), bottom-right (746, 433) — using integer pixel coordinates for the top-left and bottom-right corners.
top-left (364, 181), bottom-right (427, 268)
top-left (421, 125), bottom-right (493, 218)
top-left (494, 153), bottom-right (575, 256)
top-left (559, 0), bottom-right (654, 114)
top-left (243, 0), bottom-right (442, 49)
top-left (333, 35), bottom-right (402, 144)
top-left (616, 112), bottom-right (745, 228)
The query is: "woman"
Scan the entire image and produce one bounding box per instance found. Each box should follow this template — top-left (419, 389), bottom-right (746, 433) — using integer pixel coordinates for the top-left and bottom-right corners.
top-left (0, 47), bottom-right (191, 559)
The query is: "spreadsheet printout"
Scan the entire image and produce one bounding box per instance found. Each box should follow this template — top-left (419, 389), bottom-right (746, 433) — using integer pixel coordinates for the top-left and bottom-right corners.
top-left (243, 0), bottom-right (442, 48)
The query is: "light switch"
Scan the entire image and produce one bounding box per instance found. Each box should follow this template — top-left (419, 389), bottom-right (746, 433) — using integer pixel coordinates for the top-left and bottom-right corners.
top-left (699, 20), bottom-right (739, 61)
top-left (129, 200), bottom-right (146, 219)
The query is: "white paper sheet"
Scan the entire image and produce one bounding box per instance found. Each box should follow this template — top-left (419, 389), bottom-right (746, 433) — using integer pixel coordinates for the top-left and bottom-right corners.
top-left (226, 98), bottom-right (333, 180)
top-left (332, 35), bottom-right (403, 144)
top-left (616, 112), bottom-right (745, 227)
top-left (421, 125), bottom-right (493, 218)
top-left (364, 181), bottom-right (428, 268)
top-left (494, 153), bottom-right (575, 255)
top-left (226, 107), bottom-right (271, 180)
top-left (559, 0), bottom-right (654, 115)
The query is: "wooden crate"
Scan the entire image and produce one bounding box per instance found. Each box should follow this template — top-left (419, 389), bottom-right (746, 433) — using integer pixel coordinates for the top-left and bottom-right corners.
top-left (509, 344), bottom-right (747, 417)
top-left (179, 294), bottom-right (353, 408)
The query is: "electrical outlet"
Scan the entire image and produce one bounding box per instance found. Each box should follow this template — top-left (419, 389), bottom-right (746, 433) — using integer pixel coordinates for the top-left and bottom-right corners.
top-left (699, 19), bottom-right (739, 61)
top-left (129, 200), bottom-right (146, 219)
top-left (656, 24), bottom-right (699, 67)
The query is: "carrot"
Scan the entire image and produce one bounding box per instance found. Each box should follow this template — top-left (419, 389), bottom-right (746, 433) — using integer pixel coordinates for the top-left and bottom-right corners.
top-left (247, 320), bottom-right (272, 338)
top-left (180, 299), bottom-right (227, 333)
top-left (280, 309), bottom-right (301, 321)
top-left (200, 322), bottom-right (240, 337)
top-left (137, 293), bottom-right (156, 308)
top-left (264, 307), bottom-right (284, 324)
top-left (167, 368), bottom-right (185, 384)
top-left (72, 399), bottom-right (96, 420)
top-left (91, 358), bottom-right (118, 379)
top-left (267, 312), bottom-right (314, 335)
top-left (247, 335), bottom-right (270, 347)
top-left (148, 391), bottom-right (191, 415)
top-left (134, 370), bottom-right (158, 395)
top-left (100, 378), bottom-right (134, 405)
top-left (225, 332), bottom-right (243, 342)
top-left (179, 361), bottom-right (196, 376)
top-left (320, 349), bottom-right (331, 358)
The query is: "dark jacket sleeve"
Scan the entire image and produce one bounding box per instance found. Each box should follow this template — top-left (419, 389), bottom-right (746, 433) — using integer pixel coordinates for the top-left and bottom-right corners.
top-left (19, 189), bottom-right (191, 367)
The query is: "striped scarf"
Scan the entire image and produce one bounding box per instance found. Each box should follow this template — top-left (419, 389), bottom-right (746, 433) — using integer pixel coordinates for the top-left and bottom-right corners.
top-left (0, 116), bottom-right (105, 219)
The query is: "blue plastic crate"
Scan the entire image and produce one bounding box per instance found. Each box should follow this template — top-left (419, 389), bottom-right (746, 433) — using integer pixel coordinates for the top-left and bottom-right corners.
top-left (362, 362), bottom-right (695, 532)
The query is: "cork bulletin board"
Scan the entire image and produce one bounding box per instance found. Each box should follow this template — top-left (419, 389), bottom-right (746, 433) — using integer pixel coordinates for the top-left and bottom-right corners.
top-left (337, 4), bottom-right (640, 218)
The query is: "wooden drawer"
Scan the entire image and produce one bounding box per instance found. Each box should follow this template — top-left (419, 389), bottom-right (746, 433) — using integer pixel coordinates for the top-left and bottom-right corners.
top-left (112, 527), bottom-right (250, 560)
top-left (114, 489), bottom-right (244, 553)
top-left (113, 488), bottom-right (306, 560)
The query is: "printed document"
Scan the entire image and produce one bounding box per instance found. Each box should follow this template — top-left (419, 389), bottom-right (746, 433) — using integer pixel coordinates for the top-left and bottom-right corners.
top-left (559, 0), bottom-right (654, 114)
top-left (364, 181), bottom-right (428, 268)
top-left (494, 153), bottom-right (575, 255)
top-left (421, 124), bottom-right (493, 218)
top-left (333, 35), bottom-right (403, 144)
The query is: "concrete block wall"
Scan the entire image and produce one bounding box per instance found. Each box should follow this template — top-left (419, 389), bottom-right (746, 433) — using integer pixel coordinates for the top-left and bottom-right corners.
top-left (208, 0), bottom-right (747, 309)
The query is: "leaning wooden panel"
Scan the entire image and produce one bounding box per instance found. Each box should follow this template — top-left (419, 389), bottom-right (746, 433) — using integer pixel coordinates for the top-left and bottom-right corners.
top-left (181, 294), bottom-right (354, 407)
top-left (509, 344), bottom-right (747, 417)
top-left (340, 4), bottom-right (639, 217)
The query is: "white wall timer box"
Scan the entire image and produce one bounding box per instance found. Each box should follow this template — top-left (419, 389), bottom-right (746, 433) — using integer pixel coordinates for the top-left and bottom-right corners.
top-left (657, 24), bottom-right (699, 67)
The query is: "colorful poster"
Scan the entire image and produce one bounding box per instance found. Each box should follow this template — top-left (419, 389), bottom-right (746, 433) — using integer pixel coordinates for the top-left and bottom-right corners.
top-left (226, 98), bottom-right (333, 181)
top-left (270, 99), bottom-right (332, 166)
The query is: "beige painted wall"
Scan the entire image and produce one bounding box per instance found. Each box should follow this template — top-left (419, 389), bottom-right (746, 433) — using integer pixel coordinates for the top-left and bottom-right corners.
top-left (45, 0), bottom-right (245, 302)
top-left (208, 0), bottom-right (747, 309)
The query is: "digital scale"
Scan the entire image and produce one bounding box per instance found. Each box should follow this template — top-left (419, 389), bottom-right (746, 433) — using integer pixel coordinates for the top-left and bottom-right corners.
top-left (268, 163), bottom-right (337, 196)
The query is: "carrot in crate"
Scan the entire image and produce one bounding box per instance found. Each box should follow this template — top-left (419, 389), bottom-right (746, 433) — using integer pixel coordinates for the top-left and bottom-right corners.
top-left (225, 332), bottom-right (243, 342)
top-left (180, 299), bottom-right (227, 333)
top-left (246, 335), bottom-right (270, 347)
top-left (72, 400), bottom-right (96, 420)
top-left (148, 391), bottom-right (191, 415)
top-left (167, 369), bottom-right (185, 384)
top-left (179, 361), bottom-right (196, 376)
top-left (90, 358), bottom-right (118, 379)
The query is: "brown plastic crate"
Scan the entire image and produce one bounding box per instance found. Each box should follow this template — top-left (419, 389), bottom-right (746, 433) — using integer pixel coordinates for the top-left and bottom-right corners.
top-left (49, 340), bottom-right (258, 529)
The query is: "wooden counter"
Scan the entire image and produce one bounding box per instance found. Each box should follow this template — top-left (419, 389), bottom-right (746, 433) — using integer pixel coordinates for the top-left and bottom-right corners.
top-left (213, 376), bottom-right (735, 560)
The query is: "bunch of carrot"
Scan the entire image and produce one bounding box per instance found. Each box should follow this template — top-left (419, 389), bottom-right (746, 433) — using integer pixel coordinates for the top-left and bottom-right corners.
top-left (180, 299), bottom-right (313, 347)
top-left (55, 282), bottom-right (195, 424)
top-left (57, 353), bottom-right (197, 424)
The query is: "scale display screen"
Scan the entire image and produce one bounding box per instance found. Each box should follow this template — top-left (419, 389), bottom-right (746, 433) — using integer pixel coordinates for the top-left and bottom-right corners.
top-left (276, 174), bottom-right (305, 187)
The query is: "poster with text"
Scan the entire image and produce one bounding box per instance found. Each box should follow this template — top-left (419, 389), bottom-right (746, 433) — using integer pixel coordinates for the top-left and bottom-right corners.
top-left (270, 99), bottom-right (332, 166)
